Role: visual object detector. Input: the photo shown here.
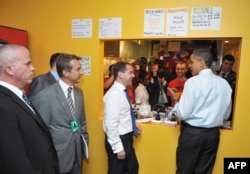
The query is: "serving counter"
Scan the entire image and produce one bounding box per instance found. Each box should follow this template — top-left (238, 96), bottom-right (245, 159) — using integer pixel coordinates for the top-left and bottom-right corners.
top-left (133, 122), bottom-right (180, 174)
top-left (132, 120), bottom-right (232, 174)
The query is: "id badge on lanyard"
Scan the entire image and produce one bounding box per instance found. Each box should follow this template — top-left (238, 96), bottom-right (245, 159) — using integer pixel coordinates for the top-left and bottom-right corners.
top-left (70, 119), bottom-right (79, 133)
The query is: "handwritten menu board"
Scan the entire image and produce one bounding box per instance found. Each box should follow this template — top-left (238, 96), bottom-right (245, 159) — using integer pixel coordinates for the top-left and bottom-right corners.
top-left (166, 8), bottom-right (189, 36)
top-left (191, 7), bottom-right (222, 30)
top-left (144, 8), bottom-right (165, 36)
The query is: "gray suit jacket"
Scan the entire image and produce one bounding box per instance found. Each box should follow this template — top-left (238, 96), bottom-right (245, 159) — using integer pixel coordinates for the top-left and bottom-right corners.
top-left (28, 71), bottom-right (57, 98)
top-left (31, 82), bottom-right (88, 173)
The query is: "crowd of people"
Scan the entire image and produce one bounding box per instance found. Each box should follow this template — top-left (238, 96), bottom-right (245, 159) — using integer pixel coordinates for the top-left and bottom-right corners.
top-left (0, 37), bottom-right (236, 174)
top-left (104, 57), bottom-right (190, 109)
top-left (104, 52), bottom-right (236, 116)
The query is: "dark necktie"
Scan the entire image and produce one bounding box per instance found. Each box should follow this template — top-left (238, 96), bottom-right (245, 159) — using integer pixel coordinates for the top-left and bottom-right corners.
top-left (124, 89), bottom-right (138, 136)
top-left (67, 87), bottom-right (75, 116)
top-left (22, 93), bottom-right (34, 110)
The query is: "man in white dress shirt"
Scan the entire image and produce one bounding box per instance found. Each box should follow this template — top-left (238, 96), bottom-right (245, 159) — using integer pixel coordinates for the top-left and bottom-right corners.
top-left (103, 61), bottom-right (141, 174)
top-left (168, 48), bottom-right (232, 174)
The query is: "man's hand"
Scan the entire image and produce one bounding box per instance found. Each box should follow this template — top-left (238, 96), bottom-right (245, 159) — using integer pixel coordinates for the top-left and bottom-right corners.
top-left (167, 87), bottom-right (177, 101)
top-left (117, 150), bottom-right (126, 160)
top-left (136, 122), bottom-right (142, 135)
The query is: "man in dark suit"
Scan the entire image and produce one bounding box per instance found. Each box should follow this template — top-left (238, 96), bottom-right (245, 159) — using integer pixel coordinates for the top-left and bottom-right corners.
top-left (32, 53), bottom-right (89, 174)
top-left (0, 44), bottom-right (59, 174)
top-left (216, 54), bottom-right (236, 121)
top-left (147, 63), bottom-right (168, 107)
top-left (28, 52), bottom-right (60, 98)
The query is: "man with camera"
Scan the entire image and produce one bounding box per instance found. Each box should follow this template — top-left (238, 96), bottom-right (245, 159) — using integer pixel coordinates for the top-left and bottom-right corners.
top-left (147, 62), bottom-right (168, 107)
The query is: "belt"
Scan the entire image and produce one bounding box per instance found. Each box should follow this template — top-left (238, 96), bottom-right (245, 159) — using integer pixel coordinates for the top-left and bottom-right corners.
top-left (120, 132), bottom-right (133, 137)
top-left (181, 121), bottom-right (219, 130)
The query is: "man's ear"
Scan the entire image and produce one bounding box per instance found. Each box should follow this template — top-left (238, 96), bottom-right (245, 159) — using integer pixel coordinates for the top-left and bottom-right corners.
top-left (62, 69), bottom-right (70, 77)
top-left (5, 65), bottom-right (15, 76)
top-left (199, 60), bottom-right (206, 69)
top-left (117, 71), bottom-right (122, 78)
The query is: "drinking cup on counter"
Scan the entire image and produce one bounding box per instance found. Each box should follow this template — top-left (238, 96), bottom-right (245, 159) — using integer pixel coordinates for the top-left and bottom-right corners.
top-left (159, 112), bottom-right (165, 122)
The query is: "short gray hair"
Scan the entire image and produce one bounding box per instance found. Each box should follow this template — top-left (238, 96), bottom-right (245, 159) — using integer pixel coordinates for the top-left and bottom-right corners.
top-left (192, 48), bottom-right (213, 68)
top-left (0, 44), bottom-right (24, 74)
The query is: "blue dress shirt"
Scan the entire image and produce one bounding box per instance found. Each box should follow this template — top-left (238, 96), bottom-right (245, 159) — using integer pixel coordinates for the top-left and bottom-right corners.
top-left (172, 69), bottom-right (232, 128)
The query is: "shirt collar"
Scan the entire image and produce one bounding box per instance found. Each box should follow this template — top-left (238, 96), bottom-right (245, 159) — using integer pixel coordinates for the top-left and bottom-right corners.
top-left (114, 81), bottom-right (126, 91)
top-left (50, 70), bottom-right (59, 81)
top-left (199, 68), bottom-right (212, 75)
top-left (58, 79), bottom-right (73, 93)
top-left (0, 81), bottom-right (24, 99)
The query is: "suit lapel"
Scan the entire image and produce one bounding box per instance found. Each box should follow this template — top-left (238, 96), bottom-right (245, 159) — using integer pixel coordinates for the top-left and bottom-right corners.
top-left (0, 86), bottom-right (50, 133)
top-left (55, 83), bottom-right (73, 118)
top-left (15, 97), bottom-right (50, 131)
top-left (73, 88), bottom-right (81, 117)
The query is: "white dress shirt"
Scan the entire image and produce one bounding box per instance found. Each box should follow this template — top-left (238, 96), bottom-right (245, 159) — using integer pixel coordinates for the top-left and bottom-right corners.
top-left (0, 81), bottom-right (23, 100)
top-left (135, 83), bottom-right (149, 104)
top-left (172, 69), bottom-right (232, 128)
top-left (103, 82), bottom-right (133, 153)
top-left (59, 79), bottom-right (75, 105)
top-left (0, 81), bottom-right (34, 112)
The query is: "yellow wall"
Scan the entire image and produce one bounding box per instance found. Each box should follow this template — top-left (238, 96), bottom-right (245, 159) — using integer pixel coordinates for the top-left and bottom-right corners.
top-left (1, 0), bottom-right (250, 173)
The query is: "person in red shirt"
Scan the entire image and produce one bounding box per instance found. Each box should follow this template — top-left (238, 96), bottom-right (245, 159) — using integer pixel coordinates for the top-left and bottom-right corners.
top-left (167, 61), bottom-right (188, 106)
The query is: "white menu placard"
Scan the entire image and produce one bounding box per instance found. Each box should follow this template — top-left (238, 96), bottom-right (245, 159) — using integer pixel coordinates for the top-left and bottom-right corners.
top-left (166, 8), bottom-right (189, 37)
top-left (72, 19), bottom-right (92, 38)
top-left (99, 18), bottom-right (122, 38)
top-left (191, 7), bottom-right (222, 30)
top-left (80, 56), bottom-right (91, 75)
top-left (144, 8), bottom-right (165, 36)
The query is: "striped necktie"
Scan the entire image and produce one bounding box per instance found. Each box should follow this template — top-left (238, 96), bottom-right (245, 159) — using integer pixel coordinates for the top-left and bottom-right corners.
top-left (67, 87), bottom-right (75, 116)
top-left (124, 89), bottom-right (138, 136)
top-left (222, 72), bottom-right (226, 78)
top-left (22, 93), bottom-right (34, 109)
top-left (22, 93), bottom-right (36, 114)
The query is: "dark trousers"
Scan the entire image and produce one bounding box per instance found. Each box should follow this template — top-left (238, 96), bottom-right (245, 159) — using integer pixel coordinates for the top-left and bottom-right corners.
top-left (105, 132), bottom-right (139, 174)
top-left (176, 121), bottom-right (220, 174)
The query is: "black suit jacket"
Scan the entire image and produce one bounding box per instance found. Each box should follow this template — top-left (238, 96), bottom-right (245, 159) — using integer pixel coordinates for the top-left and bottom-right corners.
top-left (147, 75), bottom-right (168, 107)
top-left (0, 86), bottom-right (59, 174)
top-left (216, 70), bottom-right (236, 121)
top-left (28, 71), bottom-right (57, 98)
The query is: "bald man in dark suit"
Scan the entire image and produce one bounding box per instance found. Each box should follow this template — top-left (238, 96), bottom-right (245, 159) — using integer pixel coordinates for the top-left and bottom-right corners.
top-left (0, 44), bottom-right (59, 174)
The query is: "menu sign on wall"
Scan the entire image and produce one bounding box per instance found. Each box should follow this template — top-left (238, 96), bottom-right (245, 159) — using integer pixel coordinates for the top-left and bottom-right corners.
top-left (72, 19), bottom-right (92, 38)
top-left (144, 8), bottom-right (165, 36)
top-left (191, 7), bottom-right (222, 30)
top-left (166, 7), bottom-right (189, 36)
top-left (80, 56), bottom-right (91, 75)
top-left (99, 18), bottom-right (122, 38)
